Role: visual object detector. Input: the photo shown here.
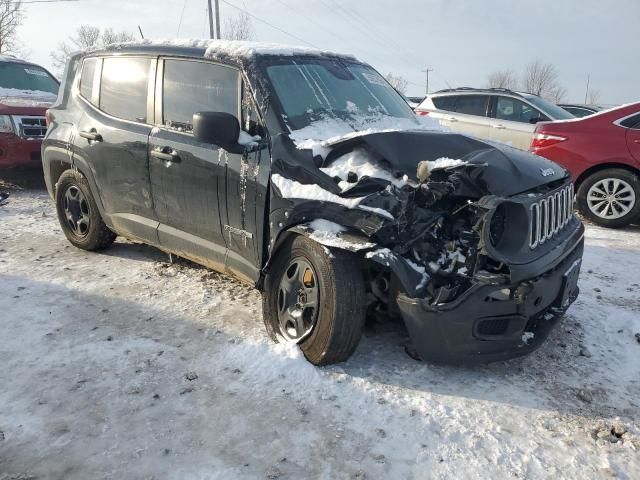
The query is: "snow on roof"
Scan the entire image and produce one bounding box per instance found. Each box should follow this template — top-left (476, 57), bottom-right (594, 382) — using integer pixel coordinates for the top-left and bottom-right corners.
top-left (0, 54), bottom-right (26, 64)
top-left (107, 39), bottom-right (357, 61)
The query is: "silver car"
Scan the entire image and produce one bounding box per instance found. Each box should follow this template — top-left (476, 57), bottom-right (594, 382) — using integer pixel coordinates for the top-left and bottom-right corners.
top-left (416, 88), bottom-right (575, 150)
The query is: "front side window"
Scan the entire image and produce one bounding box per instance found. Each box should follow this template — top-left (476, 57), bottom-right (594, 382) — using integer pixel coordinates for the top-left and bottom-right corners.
top-left (495, 97), bottom-right (546, 123)
top-left (99, 57), bottom-right (151, 123)
top-left (163, 59), bottom-right (240, 132)
top-left (79, 58), bottom-right (98, 104)
top-left (0, 62), bottom-right (59, 94)
top-left (454, 95), bottom-right (490, 116)
top-left (264, 58), bottom-right (416, 131)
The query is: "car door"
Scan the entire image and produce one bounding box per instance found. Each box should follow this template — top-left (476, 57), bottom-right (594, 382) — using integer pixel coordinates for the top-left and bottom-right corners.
top-left (72, 55), bottom-right (158, 243)
top-left (489, 96), bottom-right (547, 150)
top-left (149, 58), bottom-right (243, 272)
top-left (448, 94), bottom-right (491, 139)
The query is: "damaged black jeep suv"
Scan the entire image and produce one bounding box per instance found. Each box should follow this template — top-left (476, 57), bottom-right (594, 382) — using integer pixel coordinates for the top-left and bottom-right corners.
top-left (43, 41), bottom-right (584, 365)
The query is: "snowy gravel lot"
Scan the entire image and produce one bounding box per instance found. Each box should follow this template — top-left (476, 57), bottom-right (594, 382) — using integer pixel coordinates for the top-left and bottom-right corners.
top-left (1, 183), bottom-right (639, 480)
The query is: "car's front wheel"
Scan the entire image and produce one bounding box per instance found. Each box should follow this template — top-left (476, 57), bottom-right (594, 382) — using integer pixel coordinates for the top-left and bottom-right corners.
top-left (55, 170), bottom-right (116, 250)
top-left (262, 235), bottom-right (366, 365)
top-left (577, 168), bottom-right (640, 228)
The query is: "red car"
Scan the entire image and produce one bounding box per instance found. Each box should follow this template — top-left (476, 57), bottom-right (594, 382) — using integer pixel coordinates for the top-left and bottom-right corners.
top-left (0, 55), bottom-right (59, 169)
top-left (531, 102), bottom-right (640, 227)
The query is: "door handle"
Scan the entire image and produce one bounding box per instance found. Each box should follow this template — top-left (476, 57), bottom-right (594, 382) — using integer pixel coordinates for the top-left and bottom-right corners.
top-left (448, 116), bottom-right (458, 122)
top-left (79, 129), bottom-right (102, 142)
top-left (151, 148), bottom-right (181, 163)
top-left (492, 124), bottom-right (506, 129)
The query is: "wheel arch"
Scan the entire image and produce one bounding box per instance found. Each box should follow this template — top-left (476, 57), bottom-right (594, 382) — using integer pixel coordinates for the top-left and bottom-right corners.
top-left (574, 162), bottom-right (640, 189)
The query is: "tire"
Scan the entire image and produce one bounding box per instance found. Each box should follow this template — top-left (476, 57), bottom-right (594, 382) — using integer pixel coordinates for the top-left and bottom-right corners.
top-left (577, 168), bottom-right (640, 228)
top-left (55, 170), bottom-right (116, 250)
top-left (262, 235), bottom-right (366, 365)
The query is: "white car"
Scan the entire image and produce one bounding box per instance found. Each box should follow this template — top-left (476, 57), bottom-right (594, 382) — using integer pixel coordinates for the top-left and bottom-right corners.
top-left (416, 88), bottom-right (575, 150)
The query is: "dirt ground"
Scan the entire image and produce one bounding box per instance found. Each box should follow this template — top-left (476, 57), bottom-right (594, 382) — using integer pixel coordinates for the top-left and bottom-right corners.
top-left (1, 171), bottom-right (639, 479)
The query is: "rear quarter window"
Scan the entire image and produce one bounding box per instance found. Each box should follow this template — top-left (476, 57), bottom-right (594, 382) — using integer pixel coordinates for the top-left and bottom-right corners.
top-left (620, 113), bottom-right (640, 129)
top-left (99, 57), bottom-right (151, 123)
top-left (79, 58), bottom-right (99, 105)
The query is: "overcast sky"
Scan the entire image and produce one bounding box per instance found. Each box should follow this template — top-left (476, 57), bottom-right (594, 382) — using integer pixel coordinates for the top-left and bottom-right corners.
top-left (15, 0), bottom-right (639, 104)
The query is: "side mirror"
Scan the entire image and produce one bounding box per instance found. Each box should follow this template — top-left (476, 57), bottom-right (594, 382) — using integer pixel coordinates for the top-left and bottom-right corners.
top-left (193, 112), bottom-right (240, 147)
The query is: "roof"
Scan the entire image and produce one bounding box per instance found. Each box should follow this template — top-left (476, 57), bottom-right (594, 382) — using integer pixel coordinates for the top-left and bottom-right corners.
top-left (101, 39), bottom-right (357, 62)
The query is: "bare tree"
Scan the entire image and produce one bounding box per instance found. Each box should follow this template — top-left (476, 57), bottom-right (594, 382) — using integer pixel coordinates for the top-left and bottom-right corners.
top-left (0, 0), bottom-right (23, 54)
top-left (51, 24), bottom-right (135, 74)
top-left (223, 12), bottom-right (254, 41)
top-left (486, 69), bottom-right (518, 90)
top-left (522, 60), bottom-right (568, 103)
top-left (587, 89), bottom-right (601, 105)
top-left (547, 85), bottom-right (568, 103)
top-left (384, 73), bottom-right (408, 95)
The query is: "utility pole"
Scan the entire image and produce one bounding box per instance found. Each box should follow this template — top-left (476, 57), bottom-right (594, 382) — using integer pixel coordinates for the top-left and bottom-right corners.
top-left (422, 68), bottom-right (433, 95)
top-left (207, 0), bottom-right (215, 39)
top-left (584, 74), bottom-right (590, 104)
top-left (214, 0), bottom-right (221, 40)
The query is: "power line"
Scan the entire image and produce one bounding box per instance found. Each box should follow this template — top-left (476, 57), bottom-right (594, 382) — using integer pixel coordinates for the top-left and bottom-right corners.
top-left (219, 0), bottom-right (319, 48)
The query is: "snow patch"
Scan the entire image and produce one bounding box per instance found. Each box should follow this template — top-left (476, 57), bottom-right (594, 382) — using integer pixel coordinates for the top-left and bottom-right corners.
top-left (306, 219), bottom-right (375, 251)
top-left (109, 39), bottom-right (356, 61)
top-left (427, 157), bottom-right (467, 171)
top-left (320, 147), bottom-right (411, 191)
top-left (0, 87), bottom-right (56, 107)
top-left (521, 331), bottom-right (535, 344)
top-left (289, 114), bottom-right (444, 159)
top-left (271, 174), bottom-right (364, 209)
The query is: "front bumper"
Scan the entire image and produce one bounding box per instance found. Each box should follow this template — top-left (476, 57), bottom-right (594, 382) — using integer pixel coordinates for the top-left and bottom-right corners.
top-left (0, 133), bottom-right (43, 168)
top-left (397, 224), bottom-right (585, 365)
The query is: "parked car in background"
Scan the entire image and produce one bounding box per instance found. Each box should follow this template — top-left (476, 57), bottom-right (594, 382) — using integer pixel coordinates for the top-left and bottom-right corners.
top-left (43, 41), bottom-right (583, 366)
top-left (558, 104), bottom-right (604, 118)
top-left (415, 88), bottom-right (575, 150)
top-left (531, 102), bottom-right (640, 227)
top-left (405, 95), bottom-right (425, 109)
top-left (0, 55), bottom-right (59, 168)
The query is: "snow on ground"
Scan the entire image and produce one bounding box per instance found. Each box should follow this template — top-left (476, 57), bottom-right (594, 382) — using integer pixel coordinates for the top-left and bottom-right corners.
top-left (1, 186), bottom-right (639, 480)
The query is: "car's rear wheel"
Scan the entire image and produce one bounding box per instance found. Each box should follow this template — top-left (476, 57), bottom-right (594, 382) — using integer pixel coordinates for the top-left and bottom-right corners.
top-left (55, 170), bottom-right (116, 250)
top-left (262, 235), bottom-right (366, 365)
top-left (577, 168), bottom-right (640, 228)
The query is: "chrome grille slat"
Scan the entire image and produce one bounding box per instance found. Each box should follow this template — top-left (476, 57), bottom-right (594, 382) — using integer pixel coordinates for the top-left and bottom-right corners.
top-left (528, 183), bottom-right (575, 249)
top-left (14, 115), bottom-right (47, 139)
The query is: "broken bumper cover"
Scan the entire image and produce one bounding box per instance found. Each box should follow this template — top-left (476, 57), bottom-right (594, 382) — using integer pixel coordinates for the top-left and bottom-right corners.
top-left (397, 226), bottom-right (585, 365)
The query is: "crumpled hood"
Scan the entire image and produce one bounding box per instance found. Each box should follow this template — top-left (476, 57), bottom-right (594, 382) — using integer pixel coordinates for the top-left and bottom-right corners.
top-left (325, 129), bottom-right (568, 197)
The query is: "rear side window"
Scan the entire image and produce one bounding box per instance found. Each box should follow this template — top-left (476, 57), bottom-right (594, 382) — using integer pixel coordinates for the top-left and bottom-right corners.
top-left (455, 95), bottom-right (490, 116)
top-left (620, 113), bottom-right (640, 129)
top-left (79, 58), bottom-right (98, 104)
top-left (432, 95), bottom-right (458, 112)
top-left (163, 59), bottom-right (239, 132)
top-left (495, 97), bottom-right (547, 123)
top-left (100, 57), bottom-right (151, 123)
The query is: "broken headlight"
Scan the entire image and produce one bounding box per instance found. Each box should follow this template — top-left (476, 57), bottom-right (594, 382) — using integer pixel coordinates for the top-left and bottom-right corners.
top-left (487, 201), bottom-right (529, 255)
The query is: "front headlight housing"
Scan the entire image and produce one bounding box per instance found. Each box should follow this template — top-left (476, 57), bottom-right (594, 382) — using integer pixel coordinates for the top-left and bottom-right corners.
top-left (0, 115), bottom-right (14, 134)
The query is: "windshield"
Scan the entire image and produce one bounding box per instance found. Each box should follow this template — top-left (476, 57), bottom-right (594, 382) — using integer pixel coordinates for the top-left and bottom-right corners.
top-left (0, 62), bottom-right (59, 95)
top-left (264, 58), bottom-right (418, 131)
top-left (522, 94), bottom-right (575, 120)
